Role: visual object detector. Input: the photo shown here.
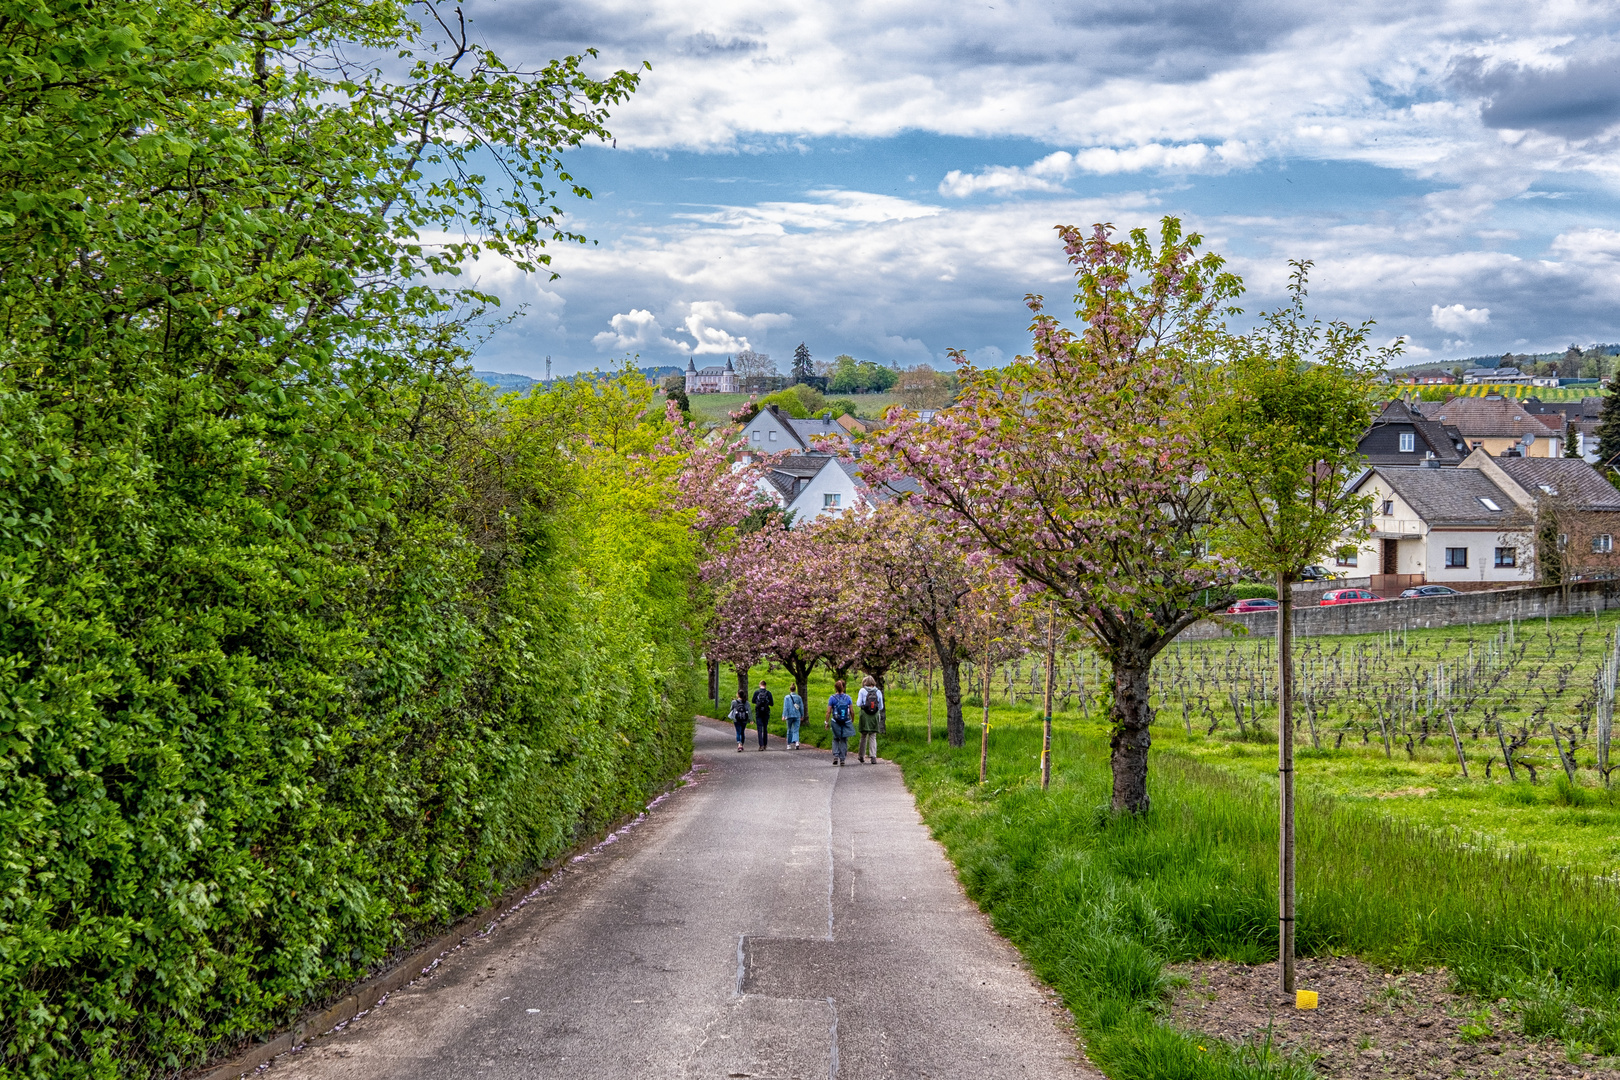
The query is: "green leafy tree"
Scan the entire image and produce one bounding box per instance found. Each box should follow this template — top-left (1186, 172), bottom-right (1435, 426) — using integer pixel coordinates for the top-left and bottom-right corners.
top-left (0, 1), bottom-right (673, 1072)
top-left (1201, 262), bottom-right (1390, 993)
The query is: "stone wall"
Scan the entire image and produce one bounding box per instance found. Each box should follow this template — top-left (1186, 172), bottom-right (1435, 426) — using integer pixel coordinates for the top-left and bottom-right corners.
top-left (1184, 579), bottom-right (1620, 640)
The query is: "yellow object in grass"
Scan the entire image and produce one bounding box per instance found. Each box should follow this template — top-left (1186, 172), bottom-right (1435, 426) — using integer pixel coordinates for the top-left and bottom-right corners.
top-left (1296, 990), bottom-right (1318, 1009)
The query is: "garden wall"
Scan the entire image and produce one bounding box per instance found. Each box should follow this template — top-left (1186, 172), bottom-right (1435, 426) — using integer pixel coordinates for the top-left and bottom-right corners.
top-left (1184, 580), bottom-right (1620, 640)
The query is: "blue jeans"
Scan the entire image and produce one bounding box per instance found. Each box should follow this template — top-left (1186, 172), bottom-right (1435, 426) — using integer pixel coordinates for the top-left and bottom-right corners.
top-left (785, 716), bottom-right (802, 744)
top-left (733, 719), bottom-right (748, 744)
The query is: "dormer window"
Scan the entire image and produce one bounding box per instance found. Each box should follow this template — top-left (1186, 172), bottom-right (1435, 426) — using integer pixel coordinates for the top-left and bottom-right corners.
top-left (1478, 497), bottom-right (1502, 511)
top-left (1398, 432), bottom-right (1415, 453)
top-left (1538, 484), bottom-right (1556, 495)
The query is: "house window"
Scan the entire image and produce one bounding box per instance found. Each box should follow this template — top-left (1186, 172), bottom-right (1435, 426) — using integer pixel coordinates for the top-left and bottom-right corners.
top-left (1398, 432), bottom-right (1415, 453)
top-left (751, 430), bottom-right (761, 443)
top-left (768, 430), bottom-right (778, 442)
top-left (1478, 497), bottom-right (1502, 511)
top-left (1335, 553), bottom-right (1358, 567)
top-left (1445, 547), bottom-right (1468, 568)
top-left (1381, 500), bottom-right (1394, 516)
top-left (1494, 547), bottom-right (1516, 568)
top-left (1559, 533), bottom-right (1569, 550)
top-left (1594, 534), bottom-right (1613, 554)
top-left (823, 493), bottom-right (841, 509)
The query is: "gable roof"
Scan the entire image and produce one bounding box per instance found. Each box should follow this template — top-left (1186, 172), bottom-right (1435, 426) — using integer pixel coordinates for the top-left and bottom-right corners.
top-left (1414, 396), bottom-right (1564, 439)
top-left (1491, 457), bottom-right (1620, 512)
top-left (1361, 465), bottom-right (1529, 528)
top-left (1362, 399), bottom-right (1467, 464)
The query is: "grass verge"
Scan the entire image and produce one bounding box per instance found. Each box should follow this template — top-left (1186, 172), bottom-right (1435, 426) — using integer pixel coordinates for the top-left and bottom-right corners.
top-left (707, 664), bottom-right (1620, 1074)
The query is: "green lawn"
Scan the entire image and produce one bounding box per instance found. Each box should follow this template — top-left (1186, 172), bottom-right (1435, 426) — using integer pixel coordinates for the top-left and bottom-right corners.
top-left (681, 391), bottom-right (900, 425)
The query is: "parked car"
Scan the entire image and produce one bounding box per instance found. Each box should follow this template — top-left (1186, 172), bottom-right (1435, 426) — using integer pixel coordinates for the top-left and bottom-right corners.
top-left (1399, 584), bottom-right (1461, 599)
top-left (1319, 588), bottom-right (1384, 606)
top-left (1226, 598), bottom-right (1280, 614)
top-left (1298, 565), bottom-right (1339, 582)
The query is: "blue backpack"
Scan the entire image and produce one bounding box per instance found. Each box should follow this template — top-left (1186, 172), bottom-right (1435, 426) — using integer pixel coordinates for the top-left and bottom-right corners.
top-left (830, 695), bottom-right (852, 724)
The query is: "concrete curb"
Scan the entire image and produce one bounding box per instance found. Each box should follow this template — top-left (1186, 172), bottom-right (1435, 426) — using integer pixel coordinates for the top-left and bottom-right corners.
top-left (189, 757), bottom-right (701, 1080)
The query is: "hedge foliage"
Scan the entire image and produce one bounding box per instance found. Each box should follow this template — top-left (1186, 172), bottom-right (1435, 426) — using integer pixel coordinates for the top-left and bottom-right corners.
top-left (0, 3), bottom-right (696, 1076)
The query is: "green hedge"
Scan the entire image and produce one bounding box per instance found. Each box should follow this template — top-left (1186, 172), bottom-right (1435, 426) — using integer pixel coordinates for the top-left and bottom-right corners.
top-left (0, 370), bottom-right (699, 1077)
top-left (0, 4), bottom-right (684, 1075)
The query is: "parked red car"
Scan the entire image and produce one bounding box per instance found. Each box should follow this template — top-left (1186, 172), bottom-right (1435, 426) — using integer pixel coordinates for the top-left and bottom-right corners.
top-left (1226, 598), bottom-right (1280, 614)
top-left (1319, 588), bottom-right (1384, 606)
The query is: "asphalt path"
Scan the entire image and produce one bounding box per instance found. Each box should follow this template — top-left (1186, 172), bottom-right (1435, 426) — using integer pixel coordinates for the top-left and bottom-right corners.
top-left (268, 719), bottom-right (1098, 1080)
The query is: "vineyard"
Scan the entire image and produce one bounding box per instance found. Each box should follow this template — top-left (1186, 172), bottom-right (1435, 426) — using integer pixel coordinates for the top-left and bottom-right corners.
top-left (1421, 383), bottom-right (1600, 401)
top-left (880, 611), bottom-right (1620, 875)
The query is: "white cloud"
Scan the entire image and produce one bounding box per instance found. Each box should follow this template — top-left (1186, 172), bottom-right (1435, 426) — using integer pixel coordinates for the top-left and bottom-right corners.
top-left (939, 143), bottom-right (1259, 196)
top-left (1549, 228), bottom-right (1620, 263)
top-left (1429, 303), bottom-right (1492, 335)
top-left (591, 302), bottom-right (793, 356)
top-left (592, 308), bottom-right (686, 353)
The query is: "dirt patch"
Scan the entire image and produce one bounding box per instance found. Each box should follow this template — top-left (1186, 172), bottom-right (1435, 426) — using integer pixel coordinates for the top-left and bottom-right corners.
top-left (1372, 786), bottom-right (1435, 799)
top-left (1170, 957), bottom-right (1619, 1079)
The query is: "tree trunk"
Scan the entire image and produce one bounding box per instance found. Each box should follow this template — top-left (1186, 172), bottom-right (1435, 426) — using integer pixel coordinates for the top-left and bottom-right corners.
top-left (924, 627), bottom-right (967, 747)
top-left (1276, 571), bottom-right (1297, 995)
top-left (1108, 657), bottom-right (1153, 814)
top-left (780, 651), bottom-right (816, 706)
top-left (736, 664), bottom-right (752, 702)
top-left (1042, 601), bottom-right (1057, 791)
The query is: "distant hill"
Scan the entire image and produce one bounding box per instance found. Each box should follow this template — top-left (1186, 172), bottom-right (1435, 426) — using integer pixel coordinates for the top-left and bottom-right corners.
top-left (472, 366), bottom-right (686, 394)
top-left (472, 370), bottom-right (538, 393)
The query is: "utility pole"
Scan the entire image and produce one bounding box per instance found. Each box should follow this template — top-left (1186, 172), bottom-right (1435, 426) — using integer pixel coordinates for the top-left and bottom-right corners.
top-left (545, 355), bottom-right (551, 383)
top-left (1042, 600), bottom-right (1057, 790)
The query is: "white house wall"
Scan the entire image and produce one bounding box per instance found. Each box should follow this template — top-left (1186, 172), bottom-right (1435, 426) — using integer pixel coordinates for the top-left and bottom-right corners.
top-left (741, 410), bottom-right (799, 451)
top-left (1422, 530), bottom-right (1533, 582)
top-left (788, 461), bottom-right (859, 525)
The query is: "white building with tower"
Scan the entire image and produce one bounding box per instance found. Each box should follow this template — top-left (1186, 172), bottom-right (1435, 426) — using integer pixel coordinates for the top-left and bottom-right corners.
top-left (685, 356), bottom-right (738, 394)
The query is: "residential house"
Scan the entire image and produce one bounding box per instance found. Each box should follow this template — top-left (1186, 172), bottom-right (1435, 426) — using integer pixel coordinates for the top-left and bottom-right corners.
top-left (684, 355), bottom-right (738, 394)
top-left (1359, 399), bottom-right (1468, 465)
top-left (1395, 372), bottom-right (1458, 386)
top-left (1462, 366), bottom-right (1530, 385)
top-left (1412, 395), bottom-right (1565, 457)
top-left (1520, 396), bottom-right (1604, 464)
top-left (756, 453), bottom-right (919, 526)
top-left (1474, 453), bottom-right (1620, 581)
top-left (739, 405), bottom-right (856, 455)
top-left (1343, 463), bottom-right (1534, 585)
top-left (1340, 452), bottom-right (1620, 586)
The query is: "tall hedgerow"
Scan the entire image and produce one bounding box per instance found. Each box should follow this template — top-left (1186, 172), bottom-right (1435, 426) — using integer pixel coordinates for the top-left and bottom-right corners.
top-left (0, 3), bottom-right (700, 1077)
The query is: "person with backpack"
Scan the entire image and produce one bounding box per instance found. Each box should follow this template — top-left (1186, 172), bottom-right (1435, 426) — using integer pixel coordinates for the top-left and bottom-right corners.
top-left (855, 676), bottom-right (884, 763)
top-left (825, 679), bottom-right (854, 765)
top-left (727, 691), bottom-right (750, 753)
top-left (751, 680), bottom-right (774, 751)
top-left (782, 685), bottom-right (805, 749)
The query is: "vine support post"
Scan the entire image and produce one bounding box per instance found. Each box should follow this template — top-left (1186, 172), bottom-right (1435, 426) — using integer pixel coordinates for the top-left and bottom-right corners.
top-left (979, 627), bottom-right (991, 784)
top-left (926, 652), bottom-right (935, 744)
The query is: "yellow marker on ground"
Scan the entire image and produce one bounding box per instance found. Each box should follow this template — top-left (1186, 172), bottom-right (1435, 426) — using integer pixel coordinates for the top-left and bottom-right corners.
top-left (1295, 990), bottom-right (1318, 1009)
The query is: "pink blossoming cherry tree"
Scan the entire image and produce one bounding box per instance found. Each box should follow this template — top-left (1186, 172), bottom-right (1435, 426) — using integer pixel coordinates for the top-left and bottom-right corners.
top-left (871, 217), bottom-right (1241, 814)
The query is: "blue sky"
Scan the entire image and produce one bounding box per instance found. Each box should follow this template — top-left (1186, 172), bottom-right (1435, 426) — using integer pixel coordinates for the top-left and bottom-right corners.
top-left (441, 0), bottom-right (1620, 378)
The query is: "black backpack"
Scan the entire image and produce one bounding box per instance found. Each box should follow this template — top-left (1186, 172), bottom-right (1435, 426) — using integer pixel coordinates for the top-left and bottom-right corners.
top-left (859, 689), bottom-right (879, 715)
top-left (727, 700), bottom-right (748, 723)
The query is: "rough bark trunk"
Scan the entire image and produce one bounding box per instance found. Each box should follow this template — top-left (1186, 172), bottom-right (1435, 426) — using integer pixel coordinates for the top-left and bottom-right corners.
top-left (1109, 657), bottom-right (1154, 814)
top-left (736, 664), bottom-right (751, 702)
top-left (780, 651), bottom-right (816, 707)
top-left (1276, 571), bottom-right (1297, 995)
top-left (926, 628), bottom-right (967, 747)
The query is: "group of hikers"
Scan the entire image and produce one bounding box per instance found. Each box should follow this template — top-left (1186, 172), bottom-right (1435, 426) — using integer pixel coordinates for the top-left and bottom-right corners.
top-left (726, 677), bottom-right (885, 765)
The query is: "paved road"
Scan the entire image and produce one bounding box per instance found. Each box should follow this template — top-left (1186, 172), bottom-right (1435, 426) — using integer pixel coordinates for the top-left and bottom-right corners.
top-left (270, 720), bottom-right (1097, 1080)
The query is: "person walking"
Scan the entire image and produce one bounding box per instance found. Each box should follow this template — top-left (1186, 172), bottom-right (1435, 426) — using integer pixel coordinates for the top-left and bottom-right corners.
top-left (727, 691), bottom-right (750, 753)
top-left (782, 685), bottom-right (805, 749)
top-left (856, 676), bottom-right (883, 763)
top-left (825, 679), bottom-right (854, 765)
top-left (751, 680), bottom-right (774, 751)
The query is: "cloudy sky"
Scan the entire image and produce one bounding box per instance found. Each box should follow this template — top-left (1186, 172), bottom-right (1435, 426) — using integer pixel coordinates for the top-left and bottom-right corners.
top-left (442, 0), bottom-right (1620, 377)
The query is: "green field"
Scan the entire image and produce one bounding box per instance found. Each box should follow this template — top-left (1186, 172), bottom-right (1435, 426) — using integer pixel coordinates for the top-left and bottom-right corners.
top-left (708, 660), bottom-right (1620, 1075)
top-left (681, 390), bottom-right (900, 425)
